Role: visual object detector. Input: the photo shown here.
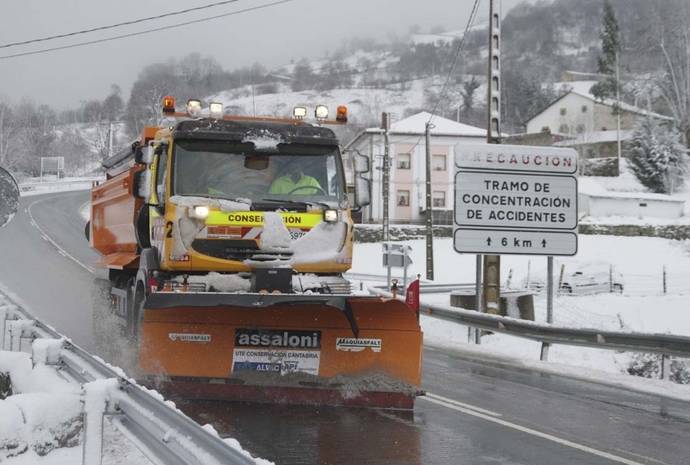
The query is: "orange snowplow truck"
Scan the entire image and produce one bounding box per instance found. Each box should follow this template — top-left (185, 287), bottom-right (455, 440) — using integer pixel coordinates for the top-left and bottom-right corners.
top-left (88, 97), bottom-right (423, 409)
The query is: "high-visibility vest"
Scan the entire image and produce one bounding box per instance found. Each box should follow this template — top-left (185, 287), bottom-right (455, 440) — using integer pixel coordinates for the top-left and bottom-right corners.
top-left (269, 174), bottom-right (321, 195)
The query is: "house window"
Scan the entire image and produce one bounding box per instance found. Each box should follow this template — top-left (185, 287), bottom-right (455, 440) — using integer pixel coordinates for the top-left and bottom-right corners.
top-left (397, 153), bottom-right (411, 169)
top-left (397, 190), bottom-right (410, 207)
top-left (558, 124), bottom-right (569, 133)
top-left (560, 108), bottom-right (567, 116)
top-left (581, 105), bottom-right (588, 113)
top-left (432, 154), bottom-right (446, 171)
top-left (576, 124), bottom-right (585, 134)
top-left (432, 191), bottom-right (446, 208)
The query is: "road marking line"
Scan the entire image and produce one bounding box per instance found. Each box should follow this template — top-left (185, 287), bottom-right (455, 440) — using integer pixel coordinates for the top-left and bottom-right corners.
top-left (27, 195), bottom-right (95, 275)
top-left (425, 392), bottom-right (502, 417)
top-left (420, 395), bottom-right (645, 465)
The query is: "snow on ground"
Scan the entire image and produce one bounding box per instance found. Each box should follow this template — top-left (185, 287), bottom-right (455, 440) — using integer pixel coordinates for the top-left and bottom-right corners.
top-left (352, 234), bottom-right (690, 379)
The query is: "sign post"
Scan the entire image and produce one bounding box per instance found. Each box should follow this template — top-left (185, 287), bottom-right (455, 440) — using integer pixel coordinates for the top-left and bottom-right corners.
top-left (454, 143), bottom-right (578, 342)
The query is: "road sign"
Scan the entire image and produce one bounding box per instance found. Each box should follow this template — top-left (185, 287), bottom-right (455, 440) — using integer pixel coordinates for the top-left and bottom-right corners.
top-left (454, 228), bottom-right (577, 256)
top-left (382, 243), bottom-right (412, 267)
top-left (454, 171), bottom-right (577, 230)
top-left (453, 143), bottom-right (578, 257)
top-left (455, 143), bottom-right (578, 174)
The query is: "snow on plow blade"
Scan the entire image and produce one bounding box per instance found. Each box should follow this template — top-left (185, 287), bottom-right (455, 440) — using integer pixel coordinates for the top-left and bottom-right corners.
top-left (139, 293), bottom-right (423, 409)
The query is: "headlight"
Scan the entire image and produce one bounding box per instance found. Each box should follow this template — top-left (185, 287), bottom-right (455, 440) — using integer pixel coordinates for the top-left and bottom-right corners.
top-left (293, 106), bottom-right (307, 119)
top-left (186, 99), bottom-right (202, 117)
top-left (190, 205), bottom-right (210, 219)
top-left (315, 105), bottom-right (329, 120)
top-left (323, 209), bottom-right (338, 223)
top-left (209, 102), bottom-right (223, 119)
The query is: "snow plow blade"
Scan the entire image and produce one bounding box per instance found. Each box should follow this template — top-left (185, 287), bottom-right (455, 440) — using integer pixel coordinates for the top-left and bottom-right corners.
top-left (139, 294), bottom-right (423, 409)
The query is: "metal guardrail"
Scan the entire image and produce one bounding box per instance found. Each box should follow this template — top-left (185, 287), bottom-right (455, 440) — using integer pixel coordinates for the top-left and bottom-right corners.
top-left (0, 300), bottom-right (256, 465)
top-left (369, 286), bottom-right (690, 359)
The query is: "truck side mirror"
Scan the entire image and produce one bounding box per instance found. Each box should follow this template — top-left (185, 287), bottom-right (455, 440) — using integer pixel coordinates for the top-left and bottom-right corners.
top-left (135, 145), bottom-right (154, 165)
top-left (354, 174), bottom-right (371, 208)
top-left (353, 151), bottom-right (370, 174)
top-left (134, 169), bottom-right (152, 199)
top-left (0, 167), bottom-right (19, 228)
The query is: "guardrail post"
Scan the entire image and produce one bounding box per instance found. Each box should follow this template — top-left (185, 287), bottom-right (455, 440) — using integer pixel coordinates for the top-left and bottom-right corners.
top-left (82, 383), bottom-right (109, 465)
top-left (661, 354), bottom-right (671, 381)
top-left (539, 343), bottom-right (550, 361)
top-left (8, 320), bottom-right (33, 352)
top-left (0, 308), bottom-right (7, 351)
top-left (662, 265), bottom-right (667, 294)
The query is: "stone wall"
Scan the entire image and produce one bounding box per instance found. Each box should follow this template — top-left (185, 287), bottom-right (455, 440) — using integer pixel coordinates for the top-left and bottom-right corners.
top-left (355, 223), bottom-right (690, 242)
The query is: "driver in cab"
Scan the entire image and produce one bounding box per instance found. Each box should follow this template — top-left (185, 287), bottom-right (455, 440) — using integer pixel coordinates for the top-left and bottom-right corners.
top-left (269, 159), bottom-right (322, 195)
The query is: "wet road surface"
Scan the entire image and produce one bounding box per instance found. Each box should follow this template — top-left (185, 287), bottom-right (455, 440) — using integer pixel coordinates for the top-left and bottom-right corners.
top-left (1, 190), bottom-right (689, 465)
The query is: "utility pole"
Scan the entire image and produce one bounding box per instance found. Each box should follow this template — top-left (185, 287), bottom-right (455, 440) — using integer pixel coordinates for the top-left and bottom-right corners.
top-left (615, 51), bottom-right (622, 177)
top-left (381, 112), bottom-right (391, 242)
top-left (483, 0), bottom-right (502, 315)
top-left (425, 121), bottom-right (434, 281)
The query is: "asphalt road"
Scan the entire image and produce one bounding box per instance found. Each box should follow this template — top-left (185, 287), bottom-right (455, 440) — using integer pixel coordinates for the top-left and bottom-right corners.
top-left (2, 189), bottom-right (690, 465)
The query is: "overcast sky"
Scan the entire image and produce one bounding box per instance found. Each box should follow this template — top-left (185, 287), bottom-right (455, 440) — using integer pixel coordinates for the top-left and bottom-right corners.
top-left (0, 0), bottom-right (528, 109)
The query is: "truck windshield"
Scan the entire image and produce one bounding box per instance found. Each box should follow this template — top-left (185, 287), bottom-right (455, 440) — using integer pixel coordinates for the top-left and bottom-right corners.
top-left (172, 140), bottom-right (345, 204)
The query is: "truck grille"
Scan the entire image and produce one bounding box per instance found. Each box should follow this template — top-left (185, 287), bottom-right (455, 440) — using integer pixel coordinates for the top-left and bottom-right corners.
top-left (191, 239), bottom-right (293, 263)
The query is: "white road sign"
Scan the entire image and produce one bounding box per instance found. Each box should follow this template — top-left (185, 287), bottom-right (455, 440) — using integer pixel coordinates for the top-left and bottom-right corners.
top-left (454, 228), bottom-right (577, 256)
top-left (455, 143), bottom-right (578, 174)
top-left (455, 171), bottom-right (577, 230)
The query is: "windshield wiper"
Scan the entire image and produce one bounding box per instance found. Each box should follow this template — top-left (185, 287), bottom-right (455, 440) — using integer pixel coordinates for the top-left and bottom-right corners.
top-left (261, 197), bottom-right (331, 211)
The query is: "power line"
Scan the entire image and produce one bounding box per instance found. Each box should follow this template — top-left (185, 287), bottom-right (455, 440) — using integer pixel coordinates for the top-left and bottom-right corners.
top-left (0, 0), bottom-right (245, 50)
top-left (0, 0), bottom-right (295, 60)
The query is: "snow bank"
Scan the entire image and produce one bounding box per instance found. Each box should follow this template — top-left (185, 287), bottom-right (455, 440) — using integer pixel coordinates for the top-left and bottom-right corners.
top-left (260, 212), bottom-right (291, 250)
top-left (291, 221), bottom-right (347, 264)
top-left (0, 393), bottom-right (82, 459)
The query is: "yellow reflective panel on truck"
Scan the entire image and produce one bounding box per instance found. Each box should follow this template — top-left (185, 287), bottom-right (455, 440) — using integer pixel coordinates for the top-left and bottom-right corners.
top-left (206, 211), bottom-right (323, 228)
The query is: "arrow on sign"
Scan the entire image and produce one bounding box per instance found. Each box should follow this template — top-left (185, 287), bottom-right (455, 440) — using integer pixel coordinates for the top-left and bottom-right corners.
top-left (486, 237), bottom-right (492, 246)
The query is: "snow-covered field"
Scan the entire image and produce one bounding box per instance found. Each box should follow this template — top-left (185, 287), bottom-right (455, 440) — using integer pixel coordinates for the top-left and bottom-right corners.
top-left (351, 234), bottom-right (690, 378)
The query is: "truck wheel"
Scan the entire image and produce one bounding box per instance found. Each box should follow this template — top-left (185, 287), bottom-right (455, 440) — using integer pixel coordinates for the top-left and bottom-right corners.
top-left (84, 221), bottom-right (90, 242)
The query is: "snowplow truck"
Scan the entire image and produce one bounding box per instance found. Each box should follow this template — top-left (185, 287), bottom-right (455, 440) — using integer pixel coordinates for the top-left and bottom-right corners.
top-left (88, 98), bottom-right (423, 409)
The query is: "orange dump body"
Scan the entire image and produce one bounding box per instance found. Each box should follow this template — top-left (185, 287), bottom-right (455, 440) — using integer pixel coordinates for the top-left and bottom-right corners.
top-left (90, 165), bottom-right (142, 268)
top-left (139, 296), bottom-right (423, 409)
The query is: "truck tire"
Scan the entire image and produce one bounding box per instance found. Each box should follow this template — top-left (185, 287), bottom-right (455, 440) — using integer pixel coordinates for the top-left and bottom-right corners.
top-left (84, 221), bottom-right (90, 242)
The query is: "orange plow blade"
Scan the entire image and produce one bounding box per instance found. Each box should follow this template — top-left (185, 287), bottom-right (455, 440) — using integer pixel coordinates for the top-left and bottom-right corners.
top-left (139, 294), bottom-right (423, 409)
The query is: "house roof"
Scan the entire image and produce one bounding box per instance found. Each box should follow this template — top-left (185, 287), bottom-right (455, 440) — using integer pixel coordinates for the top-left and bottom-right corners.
top-left (342, 112), bottom-right (487, 154)
top-left (528, 82), bottom-right (674, 125)
top-left (367, 111), bottom-right (487, 137)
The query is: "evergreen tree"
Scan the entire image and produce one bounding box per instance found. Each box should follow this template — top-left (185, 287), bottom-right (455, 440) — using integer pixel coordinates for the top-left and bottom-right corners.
top-left (627, 118), bottom-right (688, 193)
top-left (590, 0), bottom-right (621, 101)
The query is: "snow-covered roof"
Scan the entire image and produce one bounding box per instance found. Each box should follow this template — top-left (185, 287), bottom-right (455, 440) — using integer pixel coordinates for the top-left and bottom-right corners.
top-left (367, 111), bottom-right (486, 137)
top-left (531, 81), bottom-right (674, 124)
top-left (554, 130), bottom-right (634, 146)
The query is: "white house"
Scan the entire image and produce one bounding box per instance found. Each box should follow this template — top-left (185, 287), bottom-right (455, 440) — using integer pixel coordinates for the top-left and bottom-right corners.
top-left (344, 112), bottom-right (486, 224)
top-left (526, 81), bottom-right (672, 141)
